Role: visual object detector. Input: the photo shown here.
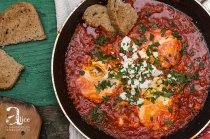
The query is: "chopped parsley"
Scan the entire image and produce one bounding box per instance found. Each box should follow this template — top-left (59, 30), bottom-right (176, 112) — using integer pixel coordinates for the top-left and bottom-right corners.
top-left (162, 88), bottom-right (173, 98)
top-left (139, 23), bottom-right (148, 34)
top-left (145, 11), bottom-right (151, 17)
top-left (94, 36), bottom-right (104, 46)
top-left (94, 35), bottom-right (110, 46)
top-left (196, 57), bottom-right (201, 62)
top-left (168, 107), bottom-right (173, 113)
top-left (79, 70), bottom-right (85, 76)
top-left (164, 120), bottom-right (173, 126)
top-left (95, 80), bottom-right (115, 93)
top-left (199, 62), bottom-right (204, 68)
top-left (190, 84), bottom-right (195, 93)
top-left (164, 57), bottom-right (170, 63)
top-left (161, 28), bottom-right (167, 36)
top-left (177, 101), bottom-right (182, 107)
top-left (172, 32), bottom-right (182, 40)
top-left (132, 38), bottom-right (142, 45)
top-left (114, 96), bottom-right (123, 106)
top-left (140, 35), bottom-right (148, 43)
top-left (150, 33), bottom-right (154, 41)
top-left (192, 72), bottom-right (199, 80)
top-left (89, 105), bottom-right (108, 123)
top-left (151, 22), bottom-right (158, 30)
top-left (174, 55), bottom-right (177, 60)
top-left (188, 63), bottom-right (194, 69)
top-left (181, 42), bottom-right (187, 56)
top-left (112, 32), bottom-right (117, 37)
top-left (102, 96), bottom-right (110, 103)
top-left (146, 97), bottom-right (155, 104)
top-left (170, 20), bottom-right (177, 28)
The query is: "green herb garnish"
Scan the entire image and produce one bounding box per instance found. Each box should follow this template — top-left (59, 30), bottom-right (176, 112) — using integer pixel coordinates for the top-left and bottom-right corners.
top-left (145, 11), bottom-right (151, 17)
top-left (161, 28), bottom-right (167, 36)
top-left (79, 70), bottom-right (85, 76)
top-left (139, 23), bottom-right (148, 34)
top-left (172, 32), bottom-right (182, 40)
top-left (168, 107), bottom-right (173, 113)
top-left (89, 105), bottom-right (108, 123)
top-left (150, 33), bottom-right (154, 41)
top-left (199, 62), bottom-right (204, 68)
top-left (177, 101), bottom-right (182, 107)
top-left (164, 120), bottom-right (173, 126)
top-left (94, 36), bottom-right (104, 46)
top-left (190, 84), bottom-right (195, 93)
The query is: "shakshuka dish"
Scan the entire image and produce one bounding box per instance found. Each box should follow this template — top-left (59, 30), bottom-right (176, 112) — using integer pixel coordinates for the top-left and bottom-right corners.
top-left (65, 0), bottom-right (210, 138)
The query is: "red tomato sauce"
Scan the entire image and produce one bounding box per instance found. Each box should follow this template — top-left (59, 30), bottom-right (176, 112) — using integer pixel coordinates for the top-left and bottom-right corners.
top-left (65, 0), bottom-right (210, 138)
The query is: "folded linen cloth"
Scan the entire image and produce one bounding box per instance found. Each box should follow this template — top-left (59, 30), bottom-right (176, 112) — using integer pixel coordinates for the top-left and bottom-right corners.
top-left (54, 0), bottom-right (82, 31)
top-left (54, 1), bottom-right (85, 139)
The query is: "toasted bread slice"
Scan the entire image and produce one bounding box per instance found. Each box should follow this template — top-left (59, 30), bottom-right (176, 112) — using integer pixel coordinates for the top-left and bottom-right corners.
top-left (82, 4), bottom-right (115, 32)
top-left (107, 0), bottom-right (138, 36)
top-left (0, 2), bottom-right (46, 47)
top-left (0, 49), bottom-right (24, 90)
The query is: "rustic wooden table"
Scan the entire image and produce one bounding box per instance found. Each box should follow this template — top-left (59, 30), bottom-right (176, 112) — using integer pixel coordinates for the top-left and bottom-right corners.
top-left (0, 0), bottom-right (70, 138)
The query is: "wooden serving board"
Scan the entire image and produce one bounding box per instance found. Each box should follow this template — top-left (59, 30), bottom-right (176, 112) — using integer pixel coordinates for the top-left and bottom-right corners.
top-left (0, 97), bottom-right (42, 139)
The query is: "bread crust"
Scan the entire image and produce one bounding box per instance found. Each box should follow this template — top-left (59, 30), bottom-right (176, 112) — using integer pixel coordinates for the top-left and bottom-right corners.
top-left (107, 0), bottom-right (138, 36)
top-left (0, 49), bottom-right (24, 90)
top-left (0, 2), bottom-right (46, 47)
top-left (82, 4), bottom-right (115, 32)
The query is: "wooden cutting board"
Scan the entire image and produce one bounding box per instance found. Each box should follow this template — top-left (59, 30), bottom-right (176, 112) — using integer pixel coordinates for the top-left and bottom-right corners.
top-left (0, 97), bottom-right (42, 139)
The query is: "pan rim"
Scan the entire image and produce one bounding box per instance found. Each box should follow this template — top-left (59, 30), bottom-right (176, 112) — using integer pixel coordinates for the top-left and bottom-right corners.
top-left (51, 0), bottom-right (210, 139)
top-left (51, 0), bottom-right (90, 138)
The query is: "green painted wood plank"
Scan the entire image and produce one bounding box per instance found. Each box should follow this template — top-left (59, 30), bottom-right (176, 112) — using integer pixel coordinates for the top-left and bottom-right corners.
top-left (0, 0), bottom-right (58, 106)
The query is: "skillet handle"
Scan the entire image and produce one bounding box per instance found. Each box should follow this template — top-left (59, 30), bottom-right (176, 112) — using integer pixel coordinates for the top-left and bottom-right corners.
top-left (196, 0), bottom-right (210, 13)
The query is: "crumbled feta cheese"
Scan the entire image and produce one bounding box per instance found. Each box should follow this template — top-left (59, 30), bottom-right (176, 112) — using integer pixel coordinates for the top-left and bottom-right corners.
top-left (151, 65), bottom-right (163, 76)
top-left (136, 98), bottom-right (144, 105)
top-left (131, 89), bottom-right (136, 95)
top-left (139, 49), bottom-right (149, 59)
top-left (119, 53), bottom-right (124, 57)
top-left (167, 74), bottom-right (177, 81)
top-left (139, 79), bottom-right (152, 88)
top-left (132, 52), bottom-right (139, 60)
top-left (121, 36), bottom-right (131, 51)
top-left (120, 92), bottom-right (128, 100)
top-left (132, 44), bottom-right (138, 52)
top-left (153, 52), bottom-right (159, 58)
top-left (131, 98), bottom-right (144, 105)
top-left (157, 96), bottom-right (170, 105)
top-left (167, 74), bottom-right (172, 78)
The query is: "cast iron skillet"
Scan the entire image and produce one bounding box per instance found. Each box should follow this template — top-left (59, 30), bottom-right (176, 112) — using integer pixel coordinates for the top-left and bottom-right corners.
top-left (51, 0), bottom-right (210, 138)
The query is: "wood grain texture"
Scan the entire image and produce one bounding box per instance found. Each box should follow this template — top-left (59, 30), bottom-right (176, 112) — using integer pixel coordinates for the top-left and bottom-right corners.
top-left (0, 97), bottom-right (42, 139)
top-left (37, 105), bottom-right (70, 139)
top-left (0, 0), bottom-right (58, 106)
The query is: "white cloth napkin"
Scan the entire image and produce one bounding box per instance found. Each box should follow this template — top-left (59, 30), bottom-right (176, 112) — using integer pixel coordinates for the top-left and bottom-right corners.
top-left (54, 1), bottom-right (86, 139)
top-left (54, 0), bottom-right (82, 31)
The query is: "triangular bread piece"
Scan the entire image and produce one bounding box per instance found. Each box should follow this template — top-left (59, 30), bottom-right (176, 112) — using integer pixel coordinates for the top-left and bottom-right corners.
top-left (0, 2), bottom-right (46, 47)
top-left (0, 49), bottom-right (24, 90)
top-left (82, 4), bottom-right (115, 32)
top-left (107, 0), bottom-right (138, 36)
